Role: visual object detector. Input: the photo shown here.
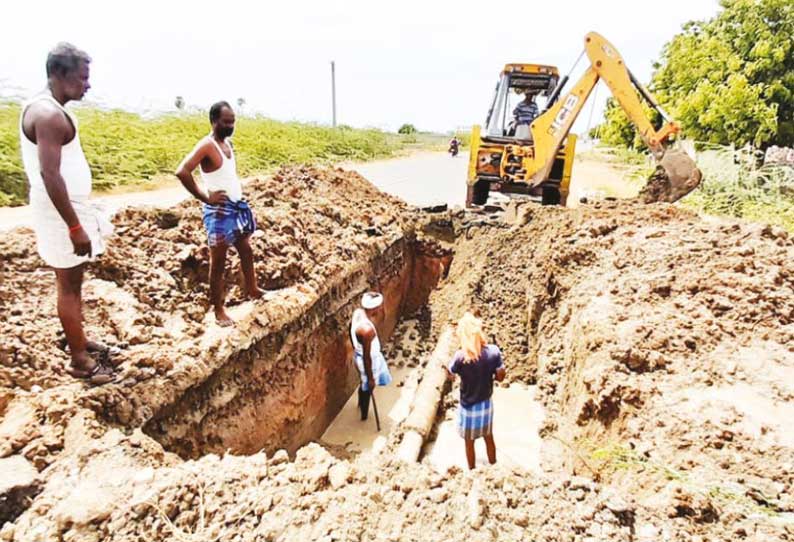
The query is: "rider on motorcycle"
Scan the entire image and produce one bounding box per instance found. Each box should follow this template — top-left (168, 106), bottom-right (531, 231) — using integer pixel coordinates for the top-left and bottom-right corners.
top-left (449, 136), bottom-right (460, 156)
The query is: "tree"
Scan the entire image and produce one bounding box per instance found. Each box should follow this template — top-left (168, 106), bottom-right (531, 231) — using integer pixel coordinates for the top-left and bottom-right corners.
top-left (593, 98), bottom-right (648, 149)
top-left (596, 0), bottom-right (794, 148)
top-left (398, 124), bottom-right (417, 135)
top-left (174, 96), bottom-right (185, 110)
top-left (237, 97), bottom-right (246, 109)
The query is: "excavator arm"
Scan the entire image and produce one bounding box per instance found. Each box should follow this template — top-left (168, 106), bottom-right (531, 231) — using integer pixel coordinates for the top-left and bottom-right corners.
top-left (515, 32), bottom-right (701, 203)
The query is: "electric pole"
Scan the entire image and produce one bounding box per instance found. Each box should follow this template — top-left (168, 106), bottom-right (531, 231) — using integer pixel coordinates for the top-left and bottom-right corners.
top-left (331, 61), bottom-right (337, 128)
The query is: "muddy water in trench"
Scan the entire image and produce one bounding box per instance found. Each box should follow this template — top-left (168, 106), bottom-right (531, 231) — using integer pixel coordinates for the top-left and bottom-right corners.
top-left (424, 383), bottom-right (545, 472)
top-left (321, 366), bottom-right (420, 455)
top-left (321, 313), bottom-right (547, 469)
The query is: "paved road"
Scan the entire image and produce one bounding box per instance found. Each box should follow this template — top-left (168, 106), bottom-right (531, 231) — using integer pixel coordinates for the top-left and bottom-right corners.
top-left (351, 151), bottom-right (470, 208)
top-left (0, 150), bottom-right (628, 230)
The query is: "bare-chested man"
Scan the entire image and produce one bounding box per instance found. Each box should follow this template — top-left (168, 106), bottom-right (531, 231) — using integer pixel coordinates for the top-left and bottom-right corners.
top-left (350, 292), bottom-right (393, 421)
top-left (175, 101), bottom-right (262, 326)
top-left (19, 43), bottom-right (115, 384)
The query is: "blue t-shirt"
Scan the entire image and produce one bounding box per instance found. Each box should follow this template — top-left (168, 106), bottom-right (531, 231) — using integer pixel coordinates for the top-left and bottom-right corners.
top-left (448, 345), bottom-right (504, 407)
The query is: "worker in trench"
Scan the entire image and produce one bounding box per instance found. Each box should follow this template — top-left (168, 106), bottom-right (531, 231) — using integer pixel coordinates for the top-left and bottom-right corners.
top-left (350, 292), bottom-right (393, 421)
top-left (445, 312), bottom-right (506, 469)
top-left (175, 101), bottom-right (263, 327)
top-left (19, 43), bottom-right (118, 384)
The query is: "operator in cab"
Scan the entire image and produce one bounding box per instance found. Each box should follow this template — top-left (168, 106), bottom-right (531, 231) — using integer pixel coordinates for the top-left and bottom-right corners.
top-left (511, 91), bottom-right (539, 139)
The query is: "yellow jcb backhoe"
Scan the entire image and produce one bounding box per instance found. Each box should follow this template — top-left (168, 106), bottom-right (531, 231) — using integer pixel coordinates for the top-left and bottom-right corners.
top-left (465, 32), bottom-right (702, 207)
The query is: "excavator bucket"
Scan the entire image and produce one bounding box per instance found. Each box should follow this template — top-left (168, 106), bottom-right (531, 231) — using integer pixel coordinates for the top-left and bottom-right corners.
top-left (638, 149), bottom-right (703, 204)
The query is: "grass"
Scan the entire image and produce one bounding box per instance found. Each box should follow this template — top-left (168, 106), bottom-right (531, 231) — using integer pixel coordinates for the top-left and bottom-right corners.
top-left (679, 145), bottom-right (794, 232)
top-left (0, 100), bottom-right (434, 207)
top-left (586, 142), bottom-right (794, 232)
top-left (584, 439), bottom-right (782, 517)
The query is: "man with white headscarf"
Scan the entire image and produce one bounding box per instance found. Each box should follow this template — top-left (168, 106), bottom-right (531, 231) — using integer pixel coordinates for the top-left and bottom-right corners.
top-left (350, 291), bottom-right (393, 421)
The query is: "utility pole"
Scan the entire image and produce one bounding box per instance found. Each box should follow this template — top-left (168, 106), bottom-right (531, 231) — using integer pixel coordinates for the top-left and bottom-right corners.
top-left (331, 60), bottom-right (337, 128)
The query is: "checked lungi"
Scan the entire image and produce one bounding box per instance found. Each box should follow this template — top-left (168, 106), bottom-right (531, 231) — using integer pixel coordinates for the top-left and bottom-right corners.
top-left (202, 199), bottom-right (256, 247)
top-left (457, 398), bottom-right (493, 440)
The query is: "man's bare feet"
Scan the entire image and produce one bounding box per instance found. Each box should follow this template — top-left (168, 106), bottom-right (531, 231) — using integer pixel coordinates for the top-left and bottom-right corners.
top-left (215, 308), bottom-right (235, 327)
top-left (247, 286), bottom-right (264, 300)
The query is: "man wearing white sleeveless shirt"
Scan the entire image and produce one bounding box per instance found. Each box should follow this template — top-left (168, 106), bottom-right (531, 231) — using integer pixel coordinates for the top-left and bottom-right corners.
top-left (19, 43), bottom-right (115, 384)
top-left (350, 292), bottom-right (393, 421)
top-left (176, 101), bottom-right (263, 327)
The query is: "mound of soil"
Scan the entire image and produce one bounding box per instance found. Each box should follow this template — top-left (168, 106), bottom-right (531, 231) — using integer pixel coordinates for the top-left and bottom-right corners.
top-left (425, 200), bottom-right (794, 540)
top-left (3, 172), bottom-right (794, 542)
top-left (0, 166), bottom-right (409, 391)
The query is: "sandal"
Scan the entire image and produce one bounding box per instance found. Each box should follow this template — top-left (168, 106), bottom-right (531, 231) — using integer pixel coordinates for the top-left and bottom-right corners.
top-left (66, 362), bottom-right (116, 385)
top-left (86, 341), bottom-right (126, 368)
top-left (58, 339), bottom-right (126, 368)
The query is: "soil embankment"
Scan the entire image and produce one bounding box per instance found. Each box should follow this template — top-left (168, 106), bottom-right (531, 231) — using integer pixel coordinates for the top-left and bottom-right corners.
top-left (1, 167), bottom-right (793, 541)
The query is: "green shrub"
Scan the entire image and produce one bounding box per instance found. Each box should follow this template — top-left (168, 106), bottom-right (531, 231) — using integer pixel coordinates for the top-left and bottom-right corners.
top-left (1, 100), bottom-right (408, 206)
top-left (681, 145), bottom-right (794, 231)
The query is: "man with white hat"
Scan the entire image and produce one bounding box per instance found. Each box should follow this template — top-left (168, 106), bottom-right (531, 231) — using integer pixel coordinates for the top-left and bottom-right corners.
top-left (350, 291), bottom-right (393, 421)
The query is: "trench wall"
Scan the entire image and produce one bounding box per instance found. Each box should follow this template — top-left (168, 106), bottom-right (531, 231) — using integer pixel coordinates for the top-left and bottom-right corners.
top-left (143, 236), bottom-right (448, 458)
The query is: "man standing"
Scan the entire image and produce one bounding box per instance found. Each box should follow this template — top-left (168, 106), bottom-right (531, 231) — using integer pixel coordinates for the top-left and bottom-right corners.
top-left (19, 43), bottom-right (115, 384)
top-left (175, 101), bottom-right (262, 327)
top-left (350, 292), bottom-right (393, 421)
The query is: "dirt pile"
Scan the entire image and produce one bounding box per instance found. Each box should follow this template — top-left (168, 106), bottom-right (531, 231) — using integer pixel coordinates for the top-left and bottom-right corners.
top-left (2, 170), bottom-right (794, 541)
top-left (0, 165), bottom-right (409, 391)
top-left (0, 165), bottom-right (413, 473)
top-left (426, 200), bottom-right (794, 539)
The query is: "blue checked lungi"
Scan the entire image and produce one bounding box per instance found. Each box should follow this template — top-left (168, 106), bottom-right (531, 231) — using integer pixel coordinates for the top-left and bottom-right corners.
top-left (202, 200), bottom-right (256, 247)
top-left (457, 398), bottom-right (493, 440)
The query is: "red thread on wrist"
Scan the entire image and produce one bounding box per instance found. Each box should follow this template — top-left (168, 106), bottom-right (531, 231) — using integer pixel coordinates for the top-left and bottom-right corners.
top-left (68, 223), bottom-right (83, 233)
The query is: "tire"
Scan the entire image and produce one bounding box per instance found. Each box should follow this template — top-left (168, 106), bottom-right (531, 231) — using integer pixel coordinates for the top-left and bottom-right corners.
top-left (469, 179), bottom-right (489, 206)
top-left (541, 186), bottom-right (561, 206)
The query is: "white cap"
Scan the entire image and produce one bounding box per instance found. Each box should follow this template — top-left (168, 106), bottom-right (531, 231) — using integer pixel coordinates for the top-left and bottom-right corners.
top-left (361, 292), bottom-right (384, 310)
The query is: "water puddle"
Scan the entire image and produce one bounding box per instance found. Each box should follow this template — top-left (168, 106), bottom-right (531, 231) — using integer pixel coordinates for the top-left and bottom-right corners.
top-left (424, 383), bottom-right (545, 472)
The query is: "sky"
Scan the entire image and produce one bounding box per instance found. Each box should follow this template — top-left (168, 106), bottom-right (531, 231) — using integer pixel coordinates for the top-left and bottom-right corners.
top-left (0, 0), bottom-right (721, 134)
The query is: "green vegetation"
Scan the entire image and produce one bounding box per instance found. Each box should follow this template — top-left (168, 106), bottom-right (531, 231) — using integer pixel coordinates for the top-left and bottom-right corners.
top-left (588, 0), bottom-right (794, 232)
top-left (586, 440), bottom-right (781, 517)
top-left (680, 145), bottom-right (794, 231)
top-left (398, 123), bottom-right (417, 135)
top-left (596, 0), bottom-right (794, 149)
top-left (1, 100), bottom-right (416, 207)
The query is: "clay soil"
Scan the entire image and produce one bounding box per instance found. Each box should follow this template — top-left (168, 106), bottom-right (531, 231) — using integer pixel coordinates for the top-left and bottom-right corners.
top-left (2, 167), bottom-right (794, 542)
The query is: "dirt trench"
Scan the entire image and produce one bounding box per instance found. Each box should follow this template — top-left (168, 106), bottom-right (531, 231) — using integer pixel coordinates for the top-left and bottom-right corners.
top-left (141, 236), bottom-right (451, 458)
top-left (2, 168), bottom-right (794, 542)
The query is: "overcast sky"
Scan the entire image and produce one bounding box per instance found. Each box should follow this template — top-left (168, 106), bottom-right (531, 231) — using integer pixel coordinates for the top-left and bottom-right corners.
top-left (1, 0), bottom-right (720, 133)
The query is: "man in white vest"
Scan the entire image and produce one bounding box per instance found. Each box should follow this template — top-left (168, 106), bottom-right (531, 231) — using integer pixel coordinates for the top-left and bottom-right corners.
top-left (175, 101), bottom-right (262, 327)
top-left (19, 43), bottom-right (115, 384)
top-left (350, 292), bottom-right (393, 421)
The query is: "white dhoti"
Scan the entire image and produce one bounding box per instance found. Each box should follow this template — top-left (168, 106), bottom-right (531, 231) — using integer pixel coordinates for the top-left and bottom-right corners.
top-left (30, 193), bottom-right (114, 269)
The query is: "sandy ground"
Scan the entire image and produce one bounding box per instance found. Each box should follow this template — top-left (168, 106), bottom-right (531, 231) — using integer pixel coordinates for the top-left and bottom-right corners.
top-left (424, 383), bottom-right (545, 473)
top-left (321, 366), bottom-right (420, 457)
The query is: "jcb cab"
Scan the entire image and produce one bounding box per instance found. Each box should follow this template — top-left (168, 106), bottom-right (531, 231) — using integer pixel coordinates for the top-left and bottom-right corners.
top-left (467, 63), bottom-right (576, 207)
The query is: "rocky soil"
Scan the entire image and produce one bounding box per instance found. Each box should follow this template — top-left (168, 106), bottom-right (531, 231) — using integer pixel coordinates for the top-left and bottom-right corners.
top-left (2, 168), bottom-right (793, 541)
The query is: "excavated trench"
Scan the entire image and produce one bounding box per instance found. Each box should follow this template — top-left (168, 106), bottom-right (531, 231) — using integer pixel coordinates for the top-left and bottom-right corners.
top-left (142, 235), bottom-right (453, 459)
top-left (7, 166), bottom-right (794, 540)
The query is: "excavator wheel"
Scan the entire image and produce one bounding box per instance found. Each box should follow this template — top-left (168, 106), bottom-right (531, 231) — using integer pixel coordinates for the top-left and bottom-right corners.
top-left (639, 149), bottom-right (703, 204)
top-left (466, 179), bottom-right (490, 207)
top-left (541, 186), bottom-right (561, 206)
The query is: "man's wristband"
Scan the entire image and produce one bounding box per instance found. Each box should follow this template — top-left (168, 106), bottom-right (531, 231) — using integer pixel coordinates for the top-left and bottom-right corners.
top-left (68, 223), bottom-right (83, 234)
